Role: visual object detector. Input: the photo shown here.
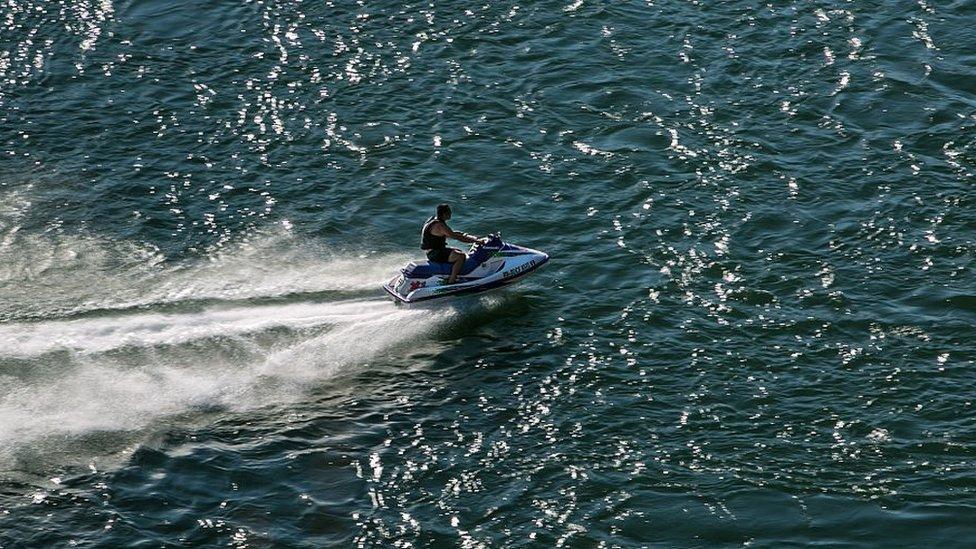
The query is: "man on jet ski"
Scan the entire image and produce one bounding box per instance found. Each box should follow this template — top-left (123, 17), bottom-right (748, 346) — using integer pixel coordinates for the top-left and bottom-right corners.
top-left (421, 203), bottom-right (485, 284)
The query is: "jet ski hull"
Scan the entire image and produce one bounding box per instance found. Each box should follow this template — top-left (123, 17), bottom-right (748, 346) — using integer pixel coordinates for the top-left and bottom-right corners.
top-left (383, 237), bottom-right (548, 304)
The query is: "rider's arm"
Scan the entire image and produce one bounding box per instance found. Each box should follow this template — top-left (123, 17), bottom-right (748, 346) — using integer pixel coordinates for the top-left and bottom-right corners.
top-left (433, 222), bottom-right (479, 243)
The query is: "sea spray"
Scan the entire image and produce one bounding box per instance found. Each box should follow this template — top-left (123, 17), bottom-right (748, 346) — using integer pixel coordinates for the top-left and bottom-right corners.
top-left (0, 227), bottom-right (411, 322)
top-left (0, 226), bottom-right (446, 468)
top-left (0, 298), bottom-right (451, 467)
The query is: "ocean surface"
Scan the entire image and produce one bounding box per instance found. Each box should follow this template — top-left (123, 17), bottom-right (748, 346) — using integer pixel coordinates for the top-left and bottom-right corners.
top-left (1, 0), bottom-right (975, 546)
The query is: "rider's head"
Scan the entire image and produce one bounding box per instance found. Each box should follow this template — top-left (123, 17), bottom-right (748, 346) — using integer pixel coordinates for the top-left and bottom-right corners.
top-left (436, 203), bottom-right (452, 221)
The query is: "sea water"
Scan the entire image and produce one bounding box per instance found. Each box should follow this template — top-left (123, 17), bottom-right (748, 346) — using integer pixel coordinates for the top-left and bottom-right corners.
top-left (1, 0), bottom-right (975, 546)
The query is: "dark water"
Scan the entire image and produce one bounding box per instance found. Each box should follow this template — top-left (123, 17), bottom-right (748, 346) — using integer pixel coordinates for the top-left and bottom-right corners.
top-left (2, 0), bottom-right (975, 546)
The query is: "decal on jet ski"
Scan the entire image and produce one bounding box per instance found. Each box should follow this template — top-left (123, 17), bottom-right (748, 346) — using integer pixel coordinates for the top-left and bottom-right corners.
top-left (503, 259), bottom-right (536, 278)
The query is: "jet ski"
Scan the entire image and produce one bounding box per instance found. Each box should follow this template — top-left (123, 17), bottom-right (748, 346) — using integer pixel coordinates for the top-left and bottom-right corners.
top-left (383, 234), bottom-right (548, 304)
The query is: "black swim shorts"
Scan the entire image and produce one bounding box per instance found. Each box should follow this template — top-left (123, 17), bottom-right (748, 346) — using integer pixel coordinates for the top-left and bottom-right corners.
top-left (426, 248), bottom-right (453, 263)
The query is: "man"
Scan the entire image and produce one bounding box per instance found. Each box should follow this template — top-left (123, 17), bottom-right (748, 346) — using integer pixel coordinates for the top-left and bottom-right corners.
top-left (421, 203), bottom-right (484, 284)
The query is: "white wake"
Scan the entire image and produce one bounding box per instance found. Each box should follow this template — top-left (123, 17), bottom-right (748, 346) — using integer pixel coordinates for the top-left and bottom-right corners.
top-left (0, 215), bottom-right (452, 467)
top-left (0, 298), bottom-right (447, 457)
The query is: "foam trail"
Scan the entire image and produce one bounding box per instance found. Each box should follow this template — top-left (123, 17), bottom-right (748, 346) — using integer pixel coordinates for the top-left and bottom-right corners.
top-left (0, 299), bottom-right (394, 357)
top-left (0, 206), bottom-right (451, 467)
top-left (0, 300), bottom-right (450, 464)
top-left (261, 304), bottom-right (453, 381)
top-left (0, 227), bottom-right (411, 321)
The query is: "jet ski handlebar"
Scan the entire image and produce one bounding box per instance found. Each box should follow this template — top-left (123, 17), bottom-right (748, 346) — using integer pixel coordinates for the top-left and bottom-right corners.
top-left (471, 232), bottom-right (502, 250)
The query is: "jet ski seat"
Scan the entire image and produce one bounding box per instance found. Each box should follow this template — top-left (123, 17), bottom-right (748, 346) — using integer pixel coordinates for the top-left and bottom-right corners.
top-left (403, 238), bottom-right (502, 278)
top-left (402, 261), bottom-right (454, 278)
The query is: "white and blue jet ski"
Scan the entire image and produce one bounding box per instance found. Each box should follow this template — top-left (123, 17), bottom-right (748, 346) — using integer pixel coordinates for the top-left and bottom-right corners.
top-left (383, 234), bottom-right (548, 304)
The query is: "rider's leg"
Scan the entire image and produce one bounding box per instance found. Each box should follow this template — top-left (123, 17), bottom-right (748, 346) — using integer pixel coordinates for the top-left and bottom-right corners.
top-left (447, 249), bottom-right (465, 283)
